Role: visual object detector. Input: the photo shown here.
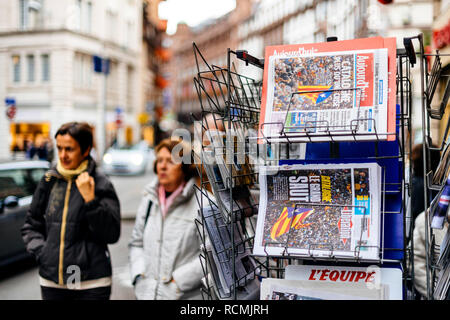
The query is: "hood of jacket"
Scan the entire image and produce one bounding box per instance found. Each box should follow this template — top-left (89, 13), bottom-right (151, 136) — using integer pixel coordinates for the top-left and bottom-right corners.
top-left (46, 156), bottom-right (97, 181)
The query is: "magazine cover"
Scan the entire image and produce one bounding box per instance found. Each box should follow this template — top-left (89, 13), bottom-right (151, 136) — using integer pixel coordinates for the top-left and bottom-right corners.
top-left (206, 129), bottom-right (255, 188)
top-left (260, 278), bottom-right (386, 300)
top-left (259, 37), bottom-right (396, 143)
top-left (253, 163), bottom-right (381, 261)
top-left (203, 148), bottom-right (258, 221)
top-left (284, 264), bottom-right (403, 300)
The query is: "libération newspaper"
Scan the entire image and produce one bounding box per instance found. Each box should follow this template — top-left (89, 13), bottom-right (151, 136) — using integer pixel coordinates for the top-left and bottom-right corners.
top-left (253, 163), bottom-right (382, 261)
top-left (259, 38), bottom-right (396, 142)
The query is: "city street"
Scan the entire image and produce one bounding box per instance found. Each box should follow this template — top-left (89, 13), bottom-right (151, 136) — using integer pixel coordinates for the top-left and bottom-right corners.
top-left (0, 166), bottom-right (155, 300)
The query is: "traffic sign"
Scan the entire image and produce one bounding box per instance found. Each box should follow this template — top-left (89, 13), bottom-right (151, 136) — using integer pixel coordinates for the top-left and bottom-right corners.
top-left (5, 97), bottom-right (15, 106)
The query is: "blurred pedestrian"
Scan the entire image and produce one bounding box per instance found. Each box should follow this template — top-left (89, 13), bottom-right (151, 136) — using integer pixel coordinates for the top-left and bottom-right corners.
top-left (129, 138), bottom-right (203, 300)
top-left (36, 140), bottom-right (48, 161)
top-left (44, 138), bottom-right (55, 163)
top-left (21, 122), bottom-right (121, 300)
top-left (26, 140), bottom-right (37, 159)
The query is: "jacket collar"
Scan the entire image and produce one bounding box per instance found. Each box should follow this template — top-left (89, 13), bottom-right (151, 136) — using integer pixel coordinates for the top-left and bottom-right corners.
top-left (47, 156), bottom-right (96, 180)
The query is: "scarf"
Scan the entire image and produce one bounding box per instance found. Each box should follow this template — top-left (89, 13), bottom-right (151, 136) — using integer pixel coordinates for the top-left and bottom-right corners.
top-left (56, 159), bottom-right (89, 180)
top-left (158, 182), bottom-right (186, 219)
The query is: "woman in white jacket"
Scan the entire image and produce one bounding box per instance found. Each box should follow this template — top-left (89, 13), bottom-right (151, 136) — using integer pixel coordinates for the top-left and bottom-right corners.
top-left (129, 138), bottom-right (204, 300)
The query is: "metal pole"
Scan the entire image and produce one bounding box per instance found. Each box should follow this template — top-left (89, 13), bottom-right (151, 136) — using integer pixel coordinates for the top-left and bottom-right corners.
top-left (417, 33), bottom-right (432, 300)
top-left (97, 60), bottom-right (107, 159)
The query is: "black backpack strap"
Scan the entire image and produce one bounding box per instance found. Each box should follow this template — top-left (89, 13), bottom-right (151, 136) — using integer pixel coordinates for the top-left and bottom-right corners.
top-left (144, 200), bottom-right (153, 228)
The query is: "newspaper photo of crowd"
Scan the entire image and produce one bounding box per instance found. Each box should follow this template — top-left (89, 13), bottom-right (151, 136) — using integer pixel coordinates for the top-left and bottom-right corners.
top-left (261, 169), bottom-right (353, 253)
top-left (272, 54), bottom-right (355, 112)
top-left (354, 168), bottom-right (370, 196)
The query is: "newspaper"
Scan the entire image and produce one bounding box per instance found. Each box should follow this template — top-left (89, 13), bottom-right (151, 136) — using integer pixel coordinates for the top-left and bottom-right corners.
top-left (262, 49), bottom-right (388, 142)
top-left (201, 241), bottom-right (225, 299)
top-left (259, 37), bottom-right (397, 143)
top-left (203, 148), bottom-right (258, 221)
top-left (431, 178), bottom-right (450, 229)
top-left (253, 163), bottom-right (382, 261)
top-left (284, 264), bottom-right (403, 300)
top-left (201, 205), bottom-right (259, 296)
top-left (434, 259), bottom-right (450, 300)
top-left (260, 278), bottom-right (387, 300)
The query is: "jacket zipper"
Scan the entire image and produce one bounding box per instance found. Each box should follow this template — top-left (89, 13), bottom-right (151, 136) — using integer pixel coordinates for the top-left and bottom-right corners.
top-left (58, 179), bottom-right (72, 285)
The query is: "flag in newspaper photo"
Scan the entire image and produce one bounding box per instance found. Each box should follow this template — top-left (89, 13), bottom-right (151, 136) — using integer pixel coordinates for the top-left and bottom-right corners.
top-left (270, 207), bottom-right (315, 240)
top-left (253, 163), bottom-right (382, 261)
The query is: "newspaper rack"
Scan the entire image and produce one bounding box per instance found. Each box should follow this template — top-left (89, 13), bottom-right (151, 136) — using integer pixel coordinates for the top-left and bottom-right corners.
top-left (192, 37), bottom-right (417, 300)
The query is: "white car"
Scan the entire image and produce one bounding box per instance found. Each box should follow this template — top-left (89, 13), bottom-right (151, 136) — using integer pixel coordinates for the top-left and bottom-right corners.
top-left (102, 141), bottom-right (155, 176)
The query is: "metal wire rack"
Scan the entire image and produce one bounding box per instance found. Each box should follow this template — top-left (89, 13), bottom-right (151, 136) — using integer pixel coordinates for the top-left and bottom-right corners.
top-left (192, 37), bottom-right (418, 300)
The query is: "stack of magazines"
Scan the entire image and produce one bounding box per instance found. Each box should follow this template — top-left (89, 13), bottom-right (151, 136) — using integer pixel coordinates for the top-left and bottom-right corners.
top-left (434, 227), bottom-right (450, 300)
top-left (253, 162), bottom-right (382, 261)
top-left (430, 177), bottom-right (450, 230)
top-left (260, 264), bottom-right (402, 300)
top-left (199, 205), bottom-right (260, 299)
top-left (432, 142), bottom-right (450, 186)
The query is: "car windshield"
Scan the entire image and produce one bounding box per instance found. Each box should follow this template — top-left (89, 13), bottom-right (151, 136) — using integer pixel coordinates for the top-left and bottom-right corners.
top-left (0, 168), bottom-right (46, 201)
top-left (112, 143), bottom-right (147, 151)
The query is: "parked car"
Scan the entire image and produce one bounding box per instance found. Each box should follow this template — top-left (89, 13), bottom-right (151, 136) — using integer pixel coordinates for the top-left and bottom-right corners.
top-left (102, 141), bottom-right (155, 175)
top-left (0, 160), bottom-right (50, 267)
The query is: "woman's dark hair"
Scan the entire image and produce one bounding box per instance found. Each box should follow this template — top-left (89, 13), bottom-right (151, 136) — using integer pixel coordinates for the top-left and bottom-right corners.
top-left (153, 138), bottom-right (198, 181)
top-left (54, 122), bottom-right (93, 155)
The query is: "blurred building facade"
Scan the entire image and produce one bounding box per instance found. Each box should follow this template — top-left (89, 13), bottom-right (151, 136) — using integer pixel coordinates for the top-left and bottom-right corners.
top-left (168, 0), bottom-right (254, 124)
top-left (0, 0), bottom-right (144, 159)
top-left (167, 0), bottom-right (437, 133)
top-left (142, 0), bottom-right (170, 146)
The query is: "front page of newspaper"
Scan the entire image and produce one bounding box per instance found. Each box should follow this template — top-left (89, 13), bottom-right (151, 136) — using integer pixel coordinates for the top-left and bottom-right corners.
top-left (284, 264), bottom-right (403, 300)
top-left (260, 278), bottom-right (386, 300)
top-left (262, 48), bottom-right (388, 142)
top-left (253, 163), bottom-right (381, 261)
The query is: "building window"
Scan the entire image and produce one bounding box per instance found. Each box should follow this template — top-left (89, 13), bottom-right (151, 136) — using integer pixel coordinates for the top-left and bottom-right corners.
top-left (19, 0), bottom-right (28, 30)
top-left (12, 55), bottom-right (21, 83)
top-left (19, 0), bottom-right (42, 30)
top-left (76, 0), bottom-right (82, 30)
top-left (86, 1), bottom-right (92, 33)
top-left (73, 53), bottom-right (81, 87)
top-left (27, 54), bottom-right (35, 82)
top-left (41, 54), bottom-right (50, 82)
top-left (84, 55), bottom-right (92, 87)
top-left (126, 21), bottom-right (134, 48)
top-left (73, 53), bottom-right (93, 88)
top-left (127, 66), bottom-right (134, 111)
top-left (106, 10), bottom-right (118, 42)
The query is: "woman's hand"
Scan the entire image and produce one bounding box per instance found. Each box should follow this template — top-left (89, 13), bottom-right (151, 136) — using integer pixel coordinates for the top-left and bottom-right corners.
top-left (76, 172), bottom-right (95, 203)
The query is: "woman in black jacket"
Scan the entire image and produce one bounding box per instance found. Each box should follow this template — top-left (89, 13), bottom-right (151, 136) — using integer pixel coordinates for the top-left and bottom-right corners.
top-left (22, 122), bottom-right (121, 300)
